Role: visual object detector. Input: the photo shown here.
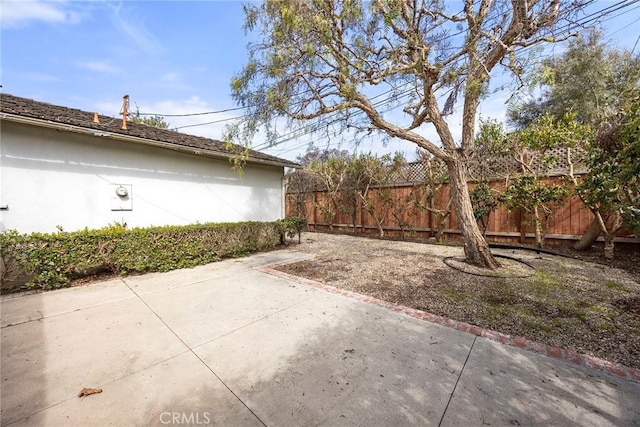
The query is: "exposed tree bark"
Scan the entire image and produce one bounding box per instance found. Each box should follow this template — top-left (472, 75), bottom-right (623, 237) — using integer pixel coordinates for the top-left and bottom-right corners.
top-left (603, 234), bottom-right (615, 261)
top-left (533, 206), bottom-right (544, 248)
top-left (351, 198), bottom-right (358, 235)
top-left (430, 198), bottom-right (453, 243)
top-left (596, 211), bottom-right (623, 261)
top-left (573, 217), bottom-right (601, 250)
top-left (447, 153), bottom-right (500, 269)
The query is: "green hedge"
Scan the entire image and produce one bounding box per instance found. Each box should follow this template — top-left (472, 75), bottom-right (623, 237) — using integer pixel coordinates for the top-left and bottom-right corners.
top-left (0, 221), bottom-right (292, 291)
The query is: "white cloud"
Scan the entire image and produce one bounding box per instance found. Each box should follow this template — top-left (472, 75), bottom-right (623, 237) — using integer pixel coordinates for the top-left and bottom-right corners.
top-left (23, 72), bottom-right (62, 82)
top-left (0, 0), bottom-right (82, 28)
top-left (76, 61), bottom-right (121, 74)
top-left (109, 2), bottom-right (163, 54)
top-left (161, 72), bottom-right (180, 82)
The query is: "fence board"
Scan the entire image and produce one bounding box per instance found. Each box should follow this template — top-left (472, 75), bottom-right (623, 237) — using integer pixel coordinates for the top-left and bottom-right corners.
top-left (286, 177), bottom-right (637, 246)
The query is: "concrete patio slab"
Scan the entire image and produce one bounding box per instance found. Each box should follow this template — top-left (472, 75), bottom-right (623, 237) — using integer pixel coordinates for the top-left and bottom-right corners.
top-left (140, 269), bottom-right (318, 348)
top-left (440, 337), bottom-right (640, 426)
top-left (1, 296), bottom-right (187, 425)
top-left (123, 252), bottom-right (311, 296)
top-left (0, 278), bottom-right (132, 328)
top-left (9, 352), bottom-right (262, 427)
top-left (195, 290), bottom-right (475, 426)
top-left (2, 248), bottom-right (639, 427)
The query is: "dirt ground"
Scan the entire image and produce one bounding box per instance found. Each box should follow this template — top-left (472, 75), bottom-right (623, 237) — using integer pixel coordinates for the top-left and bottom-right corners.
top-left (278, 232), bottom-right (640, 369)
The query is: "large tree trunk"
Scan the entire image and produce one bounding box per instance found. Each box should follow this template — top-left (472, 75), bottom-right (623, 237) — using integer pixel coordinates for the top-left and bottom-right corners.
top-left (447, 155), bottom-right (500, 269)
top-left (573, 217), bottom-right (601, 250)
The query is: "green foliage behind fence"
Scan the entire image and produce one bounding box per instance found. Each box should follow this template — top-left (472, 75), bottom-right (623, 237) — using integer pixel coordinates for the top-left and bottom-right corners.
top-left (0, 221), bottom-right (296, 291)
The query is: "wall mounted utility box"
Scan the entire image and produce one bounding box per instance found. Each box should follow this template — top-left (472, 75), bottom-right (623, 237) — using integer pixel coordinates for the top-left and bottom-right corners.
top-left (111, 184), bottom-right (132, 211)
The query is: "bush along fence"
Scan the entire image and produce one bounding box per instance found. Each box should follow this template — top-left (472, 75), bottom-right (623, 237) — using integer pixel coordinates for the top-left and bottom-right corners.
top-left (0, 219), bottom-right (305, 292)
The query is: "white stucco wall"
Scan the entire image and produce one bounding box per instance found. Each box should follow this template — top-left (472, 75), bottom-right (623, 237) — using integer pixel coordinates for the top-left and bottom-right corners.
top-left (0, 121), bottom-right (285, 233)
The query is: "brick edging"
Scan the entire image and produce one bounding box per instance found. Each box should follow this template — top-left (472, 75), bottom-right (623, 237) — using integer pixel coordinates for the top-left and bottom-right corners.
top-left (258, 263), bottom-right (640, 384)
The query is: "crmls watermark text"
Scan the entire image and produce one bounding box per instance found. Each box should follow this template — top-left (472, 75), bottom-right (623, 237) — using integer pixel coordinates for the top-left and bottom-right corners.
top-left (159, 411), bottom-right (212, 425)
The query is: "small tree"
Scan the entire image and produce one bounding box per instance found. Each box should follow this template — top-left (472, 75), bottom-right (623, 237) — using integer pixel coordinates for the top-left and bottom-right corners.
top-left (569, 100), bottom-right (640, 259)
top-left (285, 169), bottom-right (317, 220)
top-left (469, 121), bottom-right (508, 236)
top-left (478, 115), bottom-right (580, 247)
top-left (352, 153), bottom-right (405, 238)
top-left (408, 152), bottom-right (451, 242)
top-left (470, 181), bottom-right (499, 236)
top-left (289, 147), bottom-right (352, 227)
top-left (308, 155), bottom-right (351, 230)
top-left (507, 30), bottom-right (639, 256)
top-left (130, 106), bottom-right (170, 129)
top-left (499, 175), bottom-right (569, 247)
top-left (389, 164), bottom-right (420, 240)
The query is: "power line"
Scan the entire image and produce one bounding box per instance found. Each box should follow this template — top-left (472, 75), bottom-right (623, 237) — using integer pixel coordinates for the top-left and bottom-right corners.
top-left (137, 105), bottom-right (247, 117)
top-left (265, 0), bottom-right (640, 154)
top-left (169, 0), bottom-right (639, 154)
top-left (173, 115), bottom-right (245, 130)
top-left (148, 0), bottom-right (623, 130)
top-left (633, 33), bottom-right (640, 54)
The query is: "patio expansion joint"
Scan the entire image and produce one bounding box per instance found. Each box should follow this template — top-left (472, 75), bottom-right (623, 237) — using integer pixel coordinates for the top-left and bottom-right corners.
top-left (121, 270), bottom-right (254, 297)
top-left (260, 261), bottom-right (640, 384)
top-left (438, 335), bottom-right (477, 427)
top-left (0, 294), bottom-right (138, 329)
top-left (120, 278), bottom-right (271, 426)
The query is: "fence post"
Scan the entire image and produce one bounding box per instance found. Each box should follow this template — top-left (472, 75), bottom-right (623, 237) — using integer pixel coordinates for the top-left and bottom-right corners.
top-left (518, 208), bottom-right (526, 244)
top-left (313, 191), bottom-right (318, 230)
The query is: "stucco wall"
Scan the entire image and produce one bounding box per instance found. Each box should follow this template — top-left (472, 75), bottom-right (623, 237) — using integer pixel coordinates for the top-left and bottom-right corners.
top-left (0, 121), bottom-right (285, 233)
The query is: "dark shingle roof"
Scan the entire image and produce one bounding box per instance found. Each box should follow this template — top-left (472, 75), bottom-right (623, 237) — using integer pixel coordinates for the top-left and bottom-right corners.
top-left (0, 93), bottom-right (299, 168)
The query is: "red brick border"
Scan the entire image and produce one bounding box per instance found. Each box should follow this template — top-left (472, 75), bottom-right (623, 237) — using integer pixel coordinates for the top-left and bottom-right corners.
top-left (259, 262), bottom-right (640, 384)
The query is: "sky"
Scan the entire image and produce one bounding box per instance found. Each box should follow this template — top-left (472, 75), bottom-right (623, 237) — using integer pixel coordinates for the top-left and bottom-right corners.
top-left (1, 0), bottom-right (639, 163)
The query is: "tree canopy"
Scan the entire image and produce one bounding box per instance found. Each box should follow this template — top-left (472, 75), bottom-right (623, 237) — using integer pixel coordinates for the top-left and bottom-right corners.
top-left (228, 0), bottom-right (589, 268)
top-left (130, 106), bottom-right (170, 129)
top-left (508, 30), bottom-right (640, 129)
top-left (506, 31), bottom-right (639, 258)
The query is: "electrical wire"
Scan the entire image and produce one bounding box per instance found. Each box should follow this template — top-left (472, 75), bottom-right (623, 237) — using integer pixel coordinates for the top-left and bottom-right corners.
top-left (146, 0), bottom-right (628, 131)
top-left (262, 0), bottom-right (640, 156)
top-left (137, 105), bottom-right (247, 117)
top-left (141, 0), bottom-right (639, 156)
top-left (173, 115), bottom-right (246, 130)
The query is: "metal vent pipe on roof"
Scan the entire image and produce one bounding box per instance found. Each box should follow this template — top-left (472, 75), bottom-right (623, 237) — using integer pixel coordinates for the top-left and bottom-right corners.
top-left (121, 94), bottom-right (129, 130)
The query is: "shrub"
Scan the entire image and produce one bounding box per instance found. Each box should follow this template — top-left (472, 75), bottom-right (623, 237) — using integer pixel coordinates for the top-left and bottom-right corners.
top-left (277, 216), bottom-right (308, 244)
top-left (0, 221), bottom-right (282, 291)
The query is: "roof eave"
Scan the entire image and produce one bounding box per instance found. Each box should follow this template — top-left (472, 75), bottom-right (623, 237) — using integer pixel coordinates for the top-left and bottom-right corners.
top-left (0, 113), bottom-right (300, 169)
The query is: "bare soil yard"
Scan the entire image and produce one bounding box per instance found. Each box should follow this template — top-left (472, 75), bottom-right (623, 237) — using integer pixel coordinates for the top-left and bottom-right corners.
top-left (278, 232), bottom-right (640, 369)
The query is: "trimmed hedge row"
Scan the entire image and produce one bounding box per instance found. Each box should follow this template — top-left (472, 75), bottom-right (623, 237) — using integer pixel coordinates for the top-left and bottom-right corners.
top-left (0, 220), bottom-right (304, 291)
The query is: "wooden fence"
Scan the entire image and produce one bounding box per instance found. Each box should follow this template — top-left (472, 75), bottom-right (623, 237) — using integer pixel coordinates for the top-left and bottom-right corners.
top-left (286, 176), bottom-right (639, 247)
